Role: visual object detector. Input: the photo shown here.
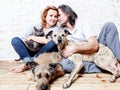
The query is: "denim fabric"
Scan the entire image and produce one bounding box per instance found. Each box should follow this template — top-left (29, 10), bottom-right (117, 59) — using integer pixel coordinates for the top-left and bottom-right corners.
top-left (11, 37), bottom-right (35, 59)
top-left (34, 40), bottom-right (58, 57)
top-left (61, 59), bottom-right (101, 73)
top-left (11, 38), bottom-right (58, 60)
top-left (98, 22), bottom-right (120, 60)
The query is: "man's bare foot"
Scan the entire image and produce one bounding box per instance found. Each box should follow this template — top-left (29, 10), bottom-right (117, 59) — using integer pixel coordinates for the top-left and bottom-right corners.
top-left (11, 64), bottom-right (30, 73)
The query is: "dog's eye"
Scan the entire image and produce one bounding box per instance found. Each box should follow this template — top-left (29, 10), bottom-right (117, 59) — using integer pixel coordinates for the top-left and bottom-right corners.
top-left (37, 73), bottom-right (41, 79)
top-left (46, 73), bottom-right (49, 79)
top-left (54, 35), bottom-right (57, 37)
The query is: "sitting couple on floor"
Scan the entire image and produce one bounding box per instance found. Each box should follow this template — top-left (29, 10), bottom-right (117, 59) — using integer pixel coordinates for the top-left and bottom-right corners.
top-left (11, 4), bottom-right (120, 73)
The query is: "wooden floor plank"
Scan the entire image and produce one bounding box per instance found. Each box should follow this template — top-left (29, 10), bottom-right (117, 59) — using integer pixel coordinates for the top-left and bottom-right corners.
top-left (0, 60), bottom-right (120, 90)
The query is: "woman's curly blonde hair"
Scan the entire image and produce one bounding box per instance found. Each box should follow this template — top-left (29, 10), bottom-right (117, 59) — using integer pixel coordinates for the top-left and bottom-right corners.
top-left (41, 5), bottom-right (58, 28)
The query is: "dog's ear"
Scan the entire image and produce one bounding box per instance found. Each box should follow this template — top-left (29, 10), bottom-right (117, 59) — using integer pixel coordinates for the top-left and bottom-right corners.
top-left (49, 63), bottom-right (58, 76)
top-left (26, 61), bottom-right (38, 69)
top-left (49, 63), bottom-right (62, 76)
top-left (64, 29), bottom-right (71, 35)
top-left (26, 61), bottom-right (38, 75)
top-left (46, 31), bottom-right (53, 39)
top-left (49, 63), bottom-right (62, 69)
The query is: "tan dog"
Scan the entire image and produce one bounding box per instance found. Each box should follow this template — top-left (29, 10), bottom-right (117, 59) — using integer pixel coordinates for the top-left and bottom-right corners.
top-left (26, 52), bottom-right (64, 90)
top-left (48, 29), bottom-right (120, 89)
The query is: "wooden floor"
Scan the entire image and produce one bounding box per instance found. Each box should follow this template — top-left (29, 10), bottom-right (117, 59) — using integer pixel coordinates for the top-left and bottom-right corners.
top-left (0, 60), bottom-right (120, 90)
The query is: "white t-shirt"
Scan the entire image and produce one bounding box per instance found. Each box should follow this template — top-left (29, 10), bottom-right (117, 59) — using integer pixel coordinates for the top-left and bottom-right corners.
top-left (67, 19), bottom-right (97, 43)
top-left (21, 25), bottom-right (59, 40)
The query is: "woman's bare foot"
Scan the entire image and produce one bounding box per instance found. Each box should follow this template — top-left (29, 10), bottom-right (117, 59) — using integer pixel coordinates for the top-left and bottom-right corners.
top-left (11, 64), bottom-right (30, 73)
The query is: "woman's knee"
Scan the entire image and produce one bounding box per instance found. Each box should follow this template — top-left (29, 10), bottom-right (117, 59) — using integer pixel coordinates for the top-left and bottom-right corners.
top-left (11, 37), bottom-right (22, 46)
top-left (47, 40), bottom-right (56, 47)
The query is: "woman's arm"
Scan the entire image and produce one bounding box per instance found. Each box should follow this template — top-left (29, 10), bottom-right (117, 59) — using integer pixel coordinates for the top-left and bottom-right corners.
top-left (25, 36), bottom-right (50, 44)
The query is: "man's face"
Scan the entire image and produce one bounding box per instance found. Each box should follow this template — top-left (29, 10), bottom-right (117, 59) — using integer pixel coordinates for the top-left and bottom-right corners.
top-left (58, 9), bottom-right (69, 26)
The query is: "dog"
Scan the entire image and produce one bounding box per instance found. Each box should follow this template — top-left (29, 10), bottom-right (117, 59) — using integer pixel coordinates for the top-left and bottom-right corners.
top-left (47, 29), bottom-right (120, 89)
top-left (24, 26), bottom-right (45, 52)
top-left (26, 52), bottom-right (65, 90)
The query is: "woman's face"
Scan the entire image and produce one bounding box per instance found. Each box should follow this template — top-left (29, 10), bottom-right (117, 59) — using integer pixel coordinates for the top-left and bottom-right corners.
top-left (45, 9), bottom-right (58, 28)
top-left (58, 8), bottom-right (69, 26)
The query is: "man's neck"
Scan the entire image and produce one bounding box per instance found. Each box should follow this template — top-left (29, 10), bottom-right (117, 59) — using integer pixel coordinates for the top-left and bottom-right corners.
top-left (66, 22), bottom-right (74, 31)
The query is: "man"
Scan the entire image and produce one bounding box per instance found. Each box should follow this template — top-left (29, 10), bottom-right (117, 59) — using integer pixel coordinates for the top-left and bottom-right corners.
top-left (57, 4), bottom-right (120, 73)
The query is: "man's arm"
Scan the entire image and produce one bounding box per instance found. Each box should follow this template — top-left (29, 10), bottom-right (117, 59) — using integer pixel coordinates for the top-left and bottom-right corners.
top-left (62, 36), bottom-right (99, 58)
top-left (75, 36), bottom-right (99, 54)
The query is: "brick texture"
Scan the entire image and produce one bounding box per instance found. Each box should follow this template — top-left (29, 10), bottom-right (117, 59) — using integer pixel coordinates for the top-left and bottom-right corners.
top-left (0, 0), bottom-right (120, 60)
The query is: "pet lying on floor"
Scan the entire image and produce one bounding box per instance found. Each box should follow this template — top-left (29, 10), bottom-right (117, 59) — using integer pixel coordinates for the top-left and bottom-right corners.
top-left (26, 52), bottom-right (64, 90)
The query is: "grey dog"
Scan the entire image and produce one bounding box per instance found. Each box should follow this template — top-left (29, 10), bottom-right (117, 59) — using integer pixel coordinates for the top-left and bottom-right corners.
top-left (47, 29), bottom-right (120, 89)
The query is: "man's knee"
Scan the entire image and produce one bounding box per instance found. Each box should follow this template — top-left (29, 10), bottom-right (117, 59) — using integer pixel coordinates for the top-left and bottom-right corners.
top-left (104, 22), bottom-right (117, 32)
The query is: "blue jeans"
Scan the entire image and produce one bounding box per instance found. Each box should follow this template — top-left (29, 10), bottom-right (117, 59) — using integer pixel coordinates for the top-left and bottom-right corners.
top-left (11, 37), bottom-right (35, 59)
top-left (34, 40), bottom-right (58, 57)
top-left (98, 22), bottom-right (120, 60)
top-left (11, 38), bottom-right (58, 62)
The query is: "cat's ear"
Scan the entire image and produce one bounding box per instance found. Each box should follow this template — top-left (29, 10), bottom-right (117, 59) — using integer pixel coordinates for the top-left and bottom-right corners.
top-left (33, 26), bottom-right (38, 32)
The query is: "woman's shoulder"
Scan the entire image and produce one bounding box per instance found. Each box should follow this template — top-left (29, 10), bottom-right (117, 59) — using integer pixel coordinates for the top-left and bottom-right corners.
top-left (45, 25), bottom-right (60, 33)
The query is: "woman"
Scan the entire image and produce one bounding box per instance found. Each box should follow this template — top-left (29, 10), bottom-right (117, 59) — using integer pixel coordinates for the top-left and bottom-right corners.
top-left (11, 5), bottom-right (59, 73)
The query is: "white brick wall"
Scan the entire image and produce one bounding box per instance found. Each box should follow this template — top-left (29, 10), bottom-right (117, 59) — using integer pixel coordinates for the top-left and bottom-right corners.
top-left (0, 0), bottom-right (120, 60)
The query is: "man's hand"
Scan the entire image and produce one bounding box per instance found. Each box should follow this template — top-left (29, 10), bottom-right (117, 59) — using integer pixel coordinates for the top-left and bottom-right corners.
top-left (61, 36), bottom-right (99, 58)
top-left (62, 42), bottom-right (77, 58)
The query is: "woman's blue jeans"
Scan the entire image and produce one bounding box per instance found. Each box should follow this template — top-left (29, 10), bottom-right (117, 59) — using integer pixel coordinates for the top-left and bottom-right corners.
top-left (11, 38), bottom-right (58, 60)
top-left (11, 37), bottom-right (35, 59)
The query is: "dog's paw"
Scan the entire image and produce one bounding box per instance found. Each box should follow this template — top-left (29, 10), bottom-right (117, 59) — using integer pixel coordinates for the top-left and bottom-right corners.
top-left (109, 76), bottom-right (116, 82)
top-left (63, 81), bottom-right (71, 88)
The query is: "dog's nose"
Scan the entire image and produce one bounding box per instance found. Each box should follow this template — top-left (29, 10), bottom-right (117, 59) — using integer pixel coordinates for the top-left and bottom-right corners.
top-left (41, 83), bottom-right (48, 90)
top-left (58, 37), bottom-right (62, 43)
